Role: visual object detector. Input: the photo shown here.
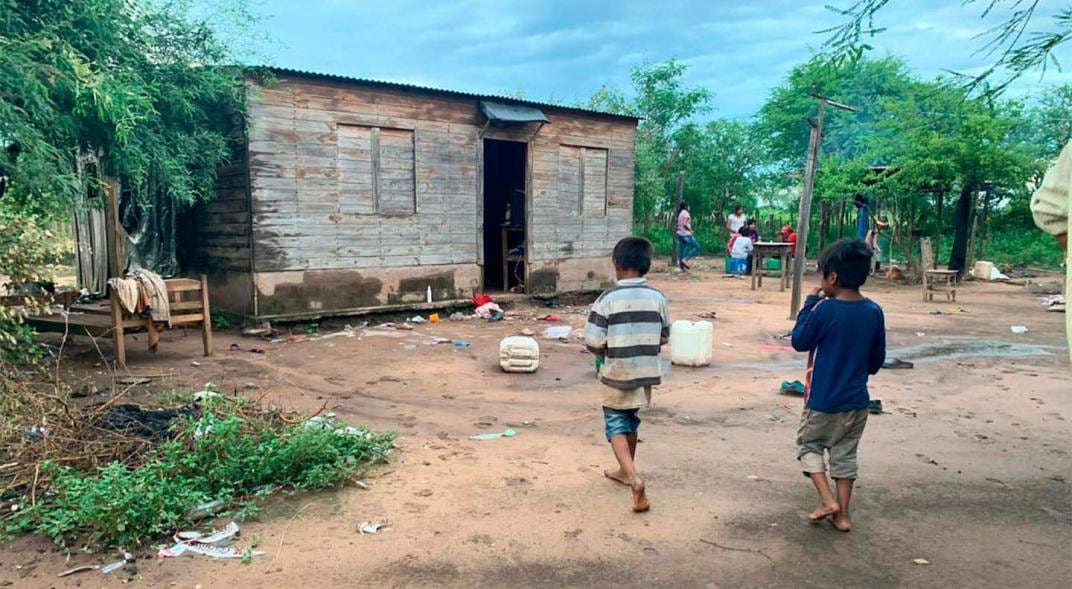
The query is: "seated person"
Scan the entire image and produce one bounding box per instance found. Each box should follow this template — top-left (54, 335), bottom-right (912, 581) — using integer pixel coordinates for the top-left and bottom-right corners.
top-left (730, 228), bottom-right (754, 273)
top-left (780, 224), bottom-right (798, 256)
top-left (742, 219), bottom-right (761, 242)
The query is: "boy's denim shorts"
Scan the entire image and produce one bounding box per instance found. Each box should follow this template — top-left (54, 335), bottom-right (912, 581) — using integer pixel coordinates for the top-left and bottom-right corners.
top-left (603, 407), bottom-right (641, 441)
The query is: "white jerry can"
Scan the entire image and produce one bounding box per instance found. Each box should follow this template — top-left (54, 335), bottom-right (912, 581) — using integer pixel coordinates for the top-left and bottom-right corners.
top-left (669, 320), bottom-right (714, 367)
top-left (499, 336), bottom-right (541, 373)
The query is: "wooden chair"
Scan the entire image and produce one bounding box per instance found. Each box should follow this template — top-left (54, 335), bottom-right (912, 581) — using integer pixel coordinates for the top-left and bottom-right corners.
top-left (29, 275), bottom-right (213, 367)
top-left (919, 239), bottom-right (958, 302)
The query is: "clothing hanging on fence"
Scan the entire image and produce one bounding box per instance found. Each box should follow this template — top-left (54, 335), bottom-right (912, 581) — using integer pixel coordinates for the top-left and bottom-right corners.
top-left (73, 206), bottom-right (108, 294)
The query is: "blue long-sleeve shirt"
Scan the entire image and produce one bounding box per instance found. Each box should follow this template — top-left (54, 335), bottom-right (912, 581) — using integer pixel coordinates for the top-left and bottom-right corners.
top-left (791, 295), bottom-right (886, 413)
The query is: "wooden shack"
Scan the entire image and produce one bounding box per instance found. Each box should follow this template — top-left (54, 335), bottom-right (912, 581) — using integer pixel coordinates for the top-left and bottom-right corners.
top-left (192, 68), bottom-right (638, 321)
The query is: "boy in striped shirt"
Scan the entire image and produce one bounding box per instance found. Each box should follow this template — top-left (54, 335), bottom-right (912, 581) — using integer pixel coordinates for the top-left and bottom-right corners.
top-left (584, 237), bottom-right (671, 512)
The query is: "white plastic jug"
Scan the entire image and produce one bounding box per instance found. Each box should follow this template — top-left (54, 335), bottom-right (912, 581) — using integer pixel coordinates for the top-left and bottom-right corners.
top-left (499, 336), bottom-right (540, 373)
top-left (669, 320), bottom-right (713, 367)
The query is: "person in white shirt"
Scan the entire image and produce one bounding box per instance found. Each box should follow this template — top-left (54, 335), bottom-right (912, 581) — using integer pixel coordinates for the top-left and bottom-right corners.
top-left (726, 206), bottom-right (747, 236)
top-left (730, 230), bottom-right (754, 260)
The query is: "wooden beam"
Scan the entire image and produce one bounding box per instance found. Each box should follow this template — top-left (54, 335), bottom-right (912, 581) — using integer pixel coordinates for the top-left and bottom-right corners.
top-left (103, 178), bottom-right (123, 279)
top-left (790, 101), bottom-right (825, 320)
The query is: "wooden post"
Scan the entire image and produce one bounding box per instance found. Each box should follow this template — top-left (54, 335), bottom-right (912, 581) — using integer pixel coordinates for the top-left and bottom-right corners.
top-left (671, 171), bottom-right (684, 267)
top-left (935, 190), bottom-right (944, 262)
top-left (110, 291), bottom-right (126, 368)
top-left (790, 119), bottom-right (822, 319)
top-left (966, 186), bottom-right (980, 271)
top-left (199, 274), bottom-right (213, 357)
top-left (103, 178), bottom-right (123, 279)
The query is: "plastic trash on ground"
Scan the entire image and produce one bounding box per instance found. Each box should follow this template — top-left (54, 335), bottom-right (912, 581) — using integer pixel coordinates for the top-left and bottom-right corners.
top-left (542, 325), bottom-right (573, 339)
top-left (159, 521), bottom-right (264, 560)
top-left (471, 429), bottom-right (516, 437)
top-left (499, 336), bottom-right (540, 373)
top-left (1011, 325), bottom-right (1028, 334)
top-left (359, 520), bottom-right (390, 535)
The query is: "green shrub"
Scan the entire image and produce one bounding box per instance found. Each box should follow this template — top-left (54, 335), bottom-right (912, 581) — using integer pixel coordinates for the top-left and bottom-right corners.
top-left (5, 398), bottom-right (395, 547)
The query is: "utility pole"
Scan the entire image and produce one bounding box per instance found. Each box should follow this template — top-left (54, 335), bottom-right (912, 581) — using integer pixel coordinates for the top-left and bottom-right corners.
top-left (671, 171), bottom-right (684, 267)
top-left (789, 95), bottom-right (856, 320)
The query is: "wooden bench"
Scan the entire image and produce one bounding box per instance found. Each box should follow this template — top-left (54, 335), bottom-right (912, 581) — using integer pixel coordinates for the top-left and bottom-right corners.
top-left (920, 239), bottom-right (958, 302)
top-left (27, 275), bottom-right (213, 367)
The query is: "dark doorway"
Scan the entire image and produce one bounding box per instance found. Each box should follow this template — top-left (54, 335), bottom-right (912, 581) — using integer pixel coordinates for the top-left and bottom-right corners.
top-left (483, 139), bottom-right (527, 292)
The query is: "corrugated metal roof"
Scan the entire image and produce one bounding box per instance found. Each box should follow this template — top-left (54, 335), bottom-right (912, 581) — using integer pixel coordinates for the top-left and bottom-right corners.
top-left (264, 67), bottom-right (640, 122)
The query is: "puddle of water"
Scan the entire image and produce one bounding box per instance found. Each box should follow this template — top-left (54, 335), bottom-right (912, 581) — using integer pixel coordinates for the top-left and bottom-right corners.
top-left (722, 339), bottom-right (1052, 372)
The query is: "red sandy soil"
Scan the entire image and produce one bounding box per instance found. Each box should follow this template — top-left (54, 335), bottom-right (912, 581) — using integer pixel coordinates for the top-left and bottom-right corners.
top-left (1, 263), bottom-right (1069, 588)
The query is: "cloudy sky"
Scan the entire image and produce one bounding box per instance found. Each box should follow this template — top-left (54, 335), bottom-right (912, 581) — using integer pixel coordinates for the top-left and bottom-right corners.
top-left (255, 0), bottom-right (1070, 118)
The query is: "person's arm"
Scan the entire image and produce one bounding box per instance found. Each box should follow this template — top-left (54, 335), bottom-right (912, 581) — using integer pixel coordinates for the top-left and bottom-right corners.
top-left (868, 308), bottom-right (887, 375)
top-left (1031, 141), bottom-right (1070, 248)
top-left (791, 290), bottom-right (828, 352)
top-left (743, 239), bottom-right (754, 254)
top-left (659, 296), bottom-right (671, 346)
top-left (584, 297), bottom-right (609, 355)
top-left (725, 215), bottom-right (732, 232)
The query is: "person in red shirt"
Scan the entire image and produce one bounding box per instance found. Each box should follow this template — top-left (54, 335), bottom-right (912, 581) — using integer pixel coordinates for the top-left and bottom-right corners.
top-left (780, 224), bottom-right (798, 256)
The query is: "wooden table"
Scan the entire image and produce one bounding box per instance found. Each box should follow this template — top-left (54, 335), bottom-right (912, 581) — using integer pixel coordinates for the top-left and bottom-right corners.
top-left (751, 242), bottom-right (794, 291)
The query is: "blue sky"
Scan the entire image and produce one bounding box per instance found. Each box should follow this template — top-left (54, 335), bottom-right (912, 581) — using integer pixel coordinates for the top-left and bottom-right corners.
top-left (255, 0), bottom-right (1070, 118)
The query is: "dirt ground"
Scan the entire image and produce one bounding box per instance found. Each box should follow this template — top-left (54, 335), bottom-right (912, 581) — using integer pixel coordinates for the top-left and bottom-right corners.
top-left (2, 262), bottom-right (1069, 589)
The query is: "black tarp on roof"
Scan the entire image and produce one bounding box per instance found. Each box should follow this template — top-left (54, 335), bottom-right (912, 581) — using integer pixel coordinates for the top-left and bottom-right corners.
top-left (480, 100), bottom-right (550, 124)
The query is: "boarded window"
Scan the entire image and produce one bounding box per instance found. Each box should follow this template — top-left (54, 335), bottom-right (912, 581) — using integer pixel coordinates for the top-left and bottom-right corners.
top-left (558, 145), bottom-right (608, 216)
top-left (338, 125), bottom-right (416, 215)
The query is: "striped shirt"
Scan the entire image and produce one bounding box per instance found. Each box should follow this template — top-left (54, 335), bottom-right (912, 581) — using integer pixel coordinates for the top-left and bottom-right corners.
top-left (585, 277), bottom-right (671, 397)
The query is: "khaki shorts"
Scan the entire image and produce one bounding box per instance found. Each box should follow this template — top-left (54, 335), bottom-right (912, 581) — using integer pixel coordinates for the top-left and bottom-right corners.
top-left (796, 408), bottom-right (868, 480)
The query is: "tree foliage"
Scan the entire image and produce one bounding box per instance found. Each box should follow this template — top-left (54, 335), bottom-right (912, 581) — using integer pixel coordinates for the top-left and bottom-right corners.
top-left (0, 0), bottom-right (258, 361)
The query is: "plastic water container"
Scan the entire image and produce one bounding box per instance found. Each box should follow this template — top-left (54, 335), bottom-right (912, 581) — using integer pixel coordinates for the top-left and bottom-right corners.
top-left (727, 258), bottom-right (749, 275)
top-left (972, 260), bottom-right (995, 280)
top-left (669, 320), bottom-right (714, 367)
top-left (499, 336), bottom-right (540, 373)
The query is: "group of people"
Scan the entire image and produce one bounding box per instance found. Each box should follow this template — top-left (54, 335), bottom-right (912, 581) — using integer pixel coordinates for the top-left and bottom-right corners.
top-left (675, 203), bottom-right (798, 273)
top-left (585, 235), bottom-right (885, 531)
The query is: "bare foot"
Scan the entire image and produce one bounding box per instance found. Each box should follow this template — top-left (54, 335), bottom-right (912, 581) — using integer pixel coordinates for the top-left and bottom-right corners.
top-left (604, 469), bottom-right (631, 487)
top-left (808, 501), bottom-right (839, 523)
top-left (831, 514), bottom-right (852, 532)
top-left (632, 480), bottom-right (650, 513)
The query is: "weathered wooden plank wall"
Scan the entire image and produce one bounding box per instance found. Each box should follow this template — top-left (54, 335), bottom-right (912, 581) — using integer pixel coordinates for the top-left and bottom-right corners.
top-left (241, 73), bottom-right (635, 311)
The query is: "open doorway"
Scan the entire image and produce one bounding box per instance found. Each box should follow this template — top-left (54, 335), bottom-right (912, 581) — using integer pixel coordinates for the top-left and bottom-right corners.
top-left (482, 139), bottom-right (527, 292)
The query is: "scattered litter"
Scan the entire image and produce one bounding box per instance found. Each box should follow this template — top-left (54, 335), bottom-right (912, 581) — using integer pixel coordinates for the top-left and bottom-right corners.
top-left (519, 328), bottom-right (536, 336)
top-left (897, 408), bottom-right (918, 417)
top-left (721, 342), bottom-right (734, 347)
top-left (453, 341), bottom-right (472, 349)
top-left (540, 314), bottom-right (561, 322)
top-left (915, 332), bottom-right (926, 337)
top-left (57, 554), bottom-right (131, 578)
top-left (1010, 325), bottom-right (1028, 334)
top-left (191, 361), bottom-right (202, 367)
top-left (867, 399), bottom-right (884, 414)
top-left (1040, 294), bottom-right (1066, 311)
top-left (882, 358), bottom-right (914, 370)
top-left (318, 326), bottom-right (357, 340)
top-left (429, 337), bottom-right (452, 345)
top-left (159, 521), bottom-right (263, 560)
top-left (410, 315), bottom-right (427, 324)
top-left (913, 558), bottom-right (931, 565)
top-left (469, 429), bottom-right (517, 441)
top-left (542, 326), bottom-right (573, 340)
top-left (193, 384), bottom-right (221, 401)
top-left (489, 310), bottom-right (505, 322)
top-left (697, 311), bottom-right (718, 319)
top-left (429, 313), bottom-right (441, 323)
top-left (450, 312), bottom-right (469, 321)
top-left (779, 380), bottom-right (805, 396)
top-left (396, 323), bottom-right (414, 331)
top-left (989, 266), bottom-right (1010, 281)
top-left (354, 480), bottom-right (371, 490)
top-left (760, 344), bottom-right (795, 352)
top-left (474, 301), bottom-right (504, 319)
top-left (185, 499), bottom-right (226, 520)
top-left (287, 334), bottom-right (308, 344)
top-left (359, 520), bottom-right (391, 535)
top-left (241, 322), bottom-right (272, 337)
top-left (746, 475), bottom-right (759, 480)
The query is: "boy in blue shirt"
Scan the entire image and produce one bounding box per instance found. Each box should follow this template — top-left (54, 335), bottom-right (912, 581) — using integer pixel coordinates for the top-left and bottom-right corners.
top-left (791, 239), bottom-right (886, 532)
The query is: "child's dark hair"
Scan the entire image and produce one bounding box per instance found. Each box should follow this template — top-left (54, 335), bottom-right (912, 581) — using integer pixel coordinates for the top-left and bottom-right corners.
top-left (818, 239), bottom-right (873, 290)
top-left (612, 237), bottom-right (653, 275)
